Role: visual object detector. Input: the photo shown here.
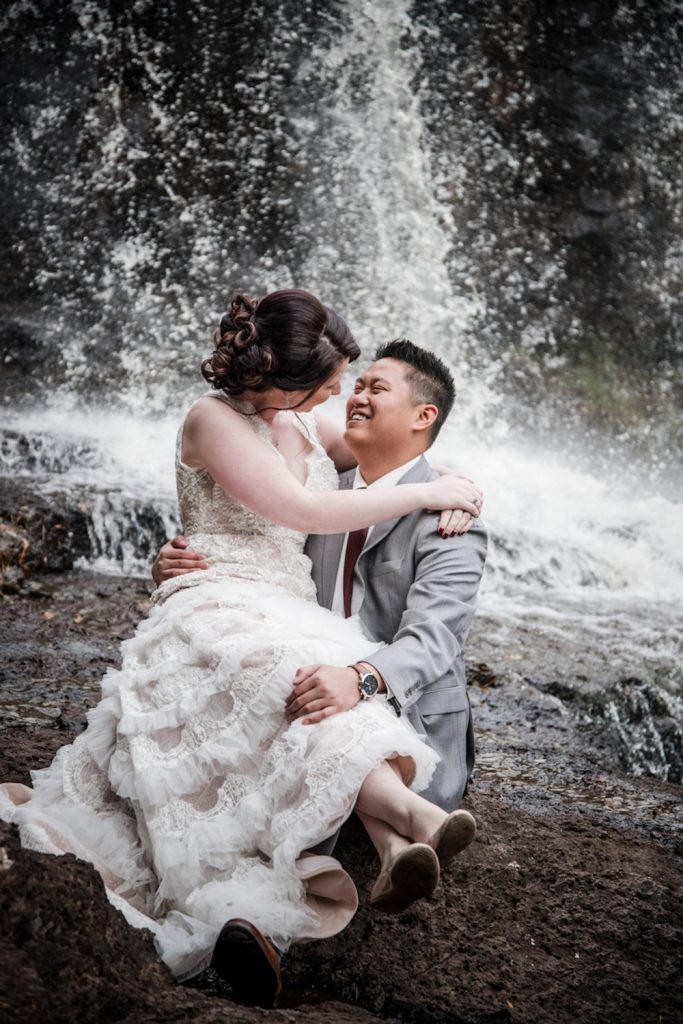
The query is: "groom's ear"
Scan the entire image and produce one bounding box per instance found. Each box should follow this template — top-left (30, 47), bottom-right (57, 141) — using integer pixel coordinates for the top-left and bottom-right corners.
top-left (412, 403), bottom-right (439, 436)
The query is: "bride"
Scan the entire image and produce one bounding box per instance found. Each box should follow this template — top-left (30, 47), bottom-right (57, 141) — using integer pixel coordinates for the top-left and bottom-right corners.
top-left (0, 289), bottom-right (481, 1006)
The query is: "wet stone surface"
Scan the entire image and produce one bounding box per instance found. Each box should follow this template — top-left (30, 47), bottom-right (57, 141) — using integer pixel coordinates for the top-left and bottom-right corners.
top-left (468, 599), bottom-right (683, 786)
top-left (0, 571), bottom-right (681, 1023)
top-left (0, 473), bottom-right (179, 581)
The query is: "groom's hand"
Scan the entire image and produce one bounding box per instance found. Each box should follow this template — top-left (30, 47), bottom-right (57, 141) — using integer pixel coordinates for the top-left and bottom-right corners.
top-left (285, 665), bottom-right (360, 725)
top-left (151, 535), bottom-right (209, 586)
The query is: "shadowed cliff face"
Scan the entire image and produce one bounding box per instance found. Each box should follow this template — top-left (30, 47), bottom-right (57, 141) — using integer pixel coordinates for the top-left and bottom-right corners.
top-left (0, 0), bottom-right (351, 300)
top-left (410, 0), bottom-right (683, 441)
top-left (1, 0), bottom-right (681, 456)
top-left (1, 0), bottom-right (348, 404)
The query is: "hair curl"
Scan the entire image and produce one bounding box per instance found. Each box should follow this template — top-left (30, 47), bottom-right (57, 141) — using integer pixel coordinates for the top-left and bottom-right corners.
top-left (202, 289), bottom-right (359, 399)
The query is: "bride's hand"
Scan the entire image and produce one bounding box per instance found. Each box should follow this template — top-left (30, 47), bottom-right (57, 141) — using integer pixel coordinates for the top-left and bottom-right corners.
top-left (424, 474), bottom-right (483, 520)
top-left (439, 509), bottom-right (475, 536)
top-left (433, 466), bottom-right (483, 535)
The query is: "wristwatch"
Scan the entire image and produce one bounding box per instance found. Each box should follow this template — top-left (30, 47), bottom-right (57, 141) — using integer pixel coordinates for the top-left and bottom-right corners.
top-left (350, 665), bottom-right (379, 700)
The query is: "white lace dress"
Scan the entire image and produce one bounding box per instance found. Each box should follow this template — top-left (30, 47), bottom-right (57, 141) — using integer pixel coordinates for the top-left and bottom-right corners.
top-left (0, 397), bottom-right (438, 979)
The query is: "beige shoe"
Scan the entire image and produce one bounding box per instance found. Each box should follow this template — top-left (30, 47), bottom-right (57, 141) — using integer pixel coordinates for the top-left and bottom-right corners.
top-left (427, 809), bottom-right (476, 869)
top-left (369, 843), bottom-right (440, 915)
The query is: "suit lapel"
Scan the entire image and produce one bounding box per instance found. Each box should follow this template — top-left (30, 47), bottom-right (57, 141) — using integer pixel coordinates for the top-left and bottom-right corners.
top-left (359, 455), bottom-right (437, 560)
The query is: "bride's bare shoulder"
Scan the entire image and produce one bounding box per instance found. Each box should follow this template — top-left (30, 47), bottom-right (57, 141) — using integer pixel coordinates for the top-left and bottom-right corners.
top-left (181, 396), bottom-right (253, 466)
top-left (185, 395), bottom-right (243, 428)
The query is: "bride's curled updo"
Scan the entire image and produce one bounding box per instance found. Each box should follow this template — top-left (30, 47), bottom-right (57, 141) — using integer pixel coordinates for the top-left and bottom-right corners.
top-left (202, 289), bottom-right (360, 397)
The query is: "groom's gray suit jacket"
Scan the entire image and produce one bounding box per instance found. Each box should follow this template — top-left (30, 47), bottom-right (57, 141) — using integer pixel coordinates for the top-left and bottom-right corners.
top-left (304, 455), bottom-right (488, 810)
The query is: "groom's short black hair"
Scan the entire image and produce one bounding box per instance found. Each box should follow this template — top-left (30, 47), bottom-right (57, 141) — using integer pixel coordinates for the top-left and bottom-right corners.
top-left (374, 338), bottom-right (456, 442)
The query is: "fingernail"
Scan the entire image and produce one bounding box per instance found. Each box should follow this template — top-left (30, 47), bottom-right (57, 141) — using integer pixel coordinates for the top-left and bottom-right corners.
top-left (439, 528), bottom-right (445, 537)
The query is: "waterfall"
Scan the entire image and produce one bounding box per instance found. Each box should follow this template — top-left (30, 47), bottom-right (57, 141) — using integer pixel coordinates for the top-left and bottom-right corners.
top-left (1, 0), bottom-right (681, 781)
top-left (291, 0), bottom-right (482, 355)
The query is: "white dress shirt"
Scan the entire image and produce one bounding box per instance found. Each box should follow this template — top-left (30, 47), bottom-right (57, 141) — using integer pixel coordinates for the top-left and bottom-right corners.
top-left (330, 456), bottom-right (422, 617)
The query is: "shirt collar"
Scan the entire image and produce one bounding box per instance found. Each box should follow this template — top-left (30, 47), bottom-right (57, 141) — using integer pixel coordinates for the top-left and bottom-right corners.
top-left (353, 455), bottom-right (422, 490)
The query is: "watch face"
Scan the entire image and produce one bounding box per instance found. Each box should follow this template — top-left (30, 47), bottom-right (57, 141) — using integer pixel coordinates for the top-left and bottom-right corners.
top-left (360, 673), bottom-right (378, 697)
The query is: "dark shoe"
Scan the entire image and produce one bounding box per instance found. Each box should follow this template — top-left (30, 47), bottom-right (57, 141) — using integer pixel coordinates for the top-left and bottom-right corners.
top-left (427, 809), bottom-right (476, 869)
top-left (369, 843), bottom-right (440, 914)
top-left (211, 917), bottom-right (282, 1008)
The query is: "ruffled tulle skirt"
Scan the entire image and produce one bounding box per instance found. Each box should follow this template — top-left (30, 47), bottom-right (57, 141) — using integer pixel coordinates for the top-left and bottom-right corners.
top-left (0, 574), bottom-right (437, 979)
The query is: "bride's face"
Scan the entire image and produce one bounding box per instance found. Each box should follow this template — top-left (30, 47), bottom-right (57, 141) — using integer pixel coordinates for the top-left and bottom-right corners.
top-left (290, 358), bottom-right (349, 412)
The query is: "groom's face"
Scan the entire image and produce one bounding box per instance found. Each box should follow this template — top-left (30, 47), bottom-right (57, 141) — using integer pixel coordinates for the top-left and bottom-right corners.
top-left (344, 358), bottom-right (424, 456)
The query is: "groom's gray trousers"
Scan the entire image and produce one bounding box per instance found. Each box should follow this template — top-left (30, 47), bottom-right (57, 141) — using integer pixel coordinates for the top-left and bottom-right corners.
top-left (304, 455), bottom-right (488, 813)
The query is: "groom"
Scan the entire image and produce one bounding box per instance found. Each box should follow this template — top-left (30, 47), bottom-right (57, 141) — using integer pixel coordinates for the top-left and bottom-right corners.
top-left (285, 339), bottom-right (486, 813)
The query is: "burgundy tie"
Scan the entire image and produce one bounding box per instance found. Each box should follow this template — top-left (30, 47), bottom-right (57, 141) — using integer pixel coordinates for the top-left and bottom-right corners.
top-left (343, 527), bottom-right (368, 617)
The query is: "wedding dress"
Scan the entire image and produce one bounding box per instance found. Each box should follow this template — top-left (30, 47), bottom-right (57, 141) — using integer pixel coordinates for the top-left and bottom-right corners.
top-left (0, 396), bottom-right (438, 979)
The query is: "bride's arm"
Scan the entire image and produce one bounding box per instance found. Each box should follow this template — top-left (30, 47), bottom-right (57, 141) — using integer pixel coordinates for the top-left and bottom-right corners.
top-left (183, 399), bottom-right (481, 535)
top-left (311, 414), bottom-right (482, 533)
top-left (313, 411), bottom-right (357, 472)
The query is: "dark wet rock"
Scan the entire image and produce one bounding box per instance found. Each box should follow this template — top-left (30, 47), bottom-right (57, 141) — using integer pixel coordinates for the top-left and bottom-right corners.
top-left (0, 478), bottom-right (91, 575)
top-left (0, 521), bottom-right (30, 593)
top-left (2, 791), bottom-right (681, 1024)
top-left (531, 675), bottom-right (683, 784)
top-left (467, 604), bottom-right (683, 787)
top-left (0, 572), bottom-right (682, 1023)
top-left (0, 475), bottom-right (176, 579)
top-left (282, 798), bottom-right (681, 1023)
top-left (0, 824), bottom-right (385, 1024)
top-left (0, 522), bottom-right (29, 568)
top-left (0, 821), bottom-right (169, 1024)
top-left (467, 662), bottom-right (498, 689)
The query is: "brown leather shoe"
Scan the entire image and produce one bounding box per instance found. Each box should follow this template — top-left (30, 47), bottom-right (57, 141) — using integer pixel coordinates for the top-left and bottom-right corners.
top-left (369, 843), bottom-right (440, 914)
top-left (427, 809), bottom-right (476, 869)
top-left (211, 918), bottom-right (282, 1008)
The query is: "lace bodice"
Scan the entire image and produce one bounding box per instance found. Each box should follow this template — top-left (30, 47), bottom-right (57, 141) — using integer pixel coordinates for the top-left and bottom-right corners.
top-left (155, 394), bottom-right (340, 603)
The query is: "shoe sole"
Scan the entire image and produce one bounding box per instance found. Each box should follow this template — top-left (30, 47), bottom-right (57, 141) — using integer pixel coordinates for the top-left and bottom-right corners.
top-left (369, 843), bottom-right (440, 915)
top-left (428, 810), bottom-right (476, 870)
top-left (211, 918), bottom-right (282, 1008)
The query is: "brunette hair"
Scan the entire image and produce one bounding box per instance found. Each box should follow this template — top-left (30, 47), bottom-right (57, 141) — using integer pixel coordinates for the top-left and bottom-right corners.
top-left (374, 338), bottom-right (456, 442)
top-left (202, 289), bottom-right (359, 399)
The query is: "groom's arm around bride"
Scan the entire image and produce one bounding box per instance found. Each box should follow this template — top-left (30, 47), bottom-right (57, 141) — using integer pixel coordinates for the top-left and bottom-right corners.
top-left (302, 449), bottom-right (487, 812)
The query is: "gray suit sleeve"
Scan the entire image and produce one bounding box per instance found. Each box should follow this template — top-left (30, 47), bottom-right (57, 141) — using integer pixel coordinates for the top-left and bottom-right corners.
top-left (367, 523), bottom-right (488, 709)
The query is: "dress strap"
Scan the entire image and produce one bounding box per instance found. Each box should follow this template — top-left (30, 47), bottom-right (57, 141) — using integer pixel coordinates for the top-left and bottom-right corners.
top-left (291, 411), bottom-right (323, 451)
top-left (206, 392), bottom-right (257, 415)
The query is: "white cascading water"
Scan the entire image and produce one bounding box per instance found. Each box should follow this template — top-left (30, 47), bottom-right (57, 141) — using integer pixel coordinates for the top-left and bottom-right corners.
top-left (1, 0), bottom-right (681, 779)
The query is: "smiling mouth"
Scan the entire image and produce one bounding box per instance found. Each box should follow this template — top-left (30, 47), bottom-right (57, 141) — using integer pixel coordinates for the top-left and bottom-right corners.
top-left (347, 411), bottom-right (371, 422)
